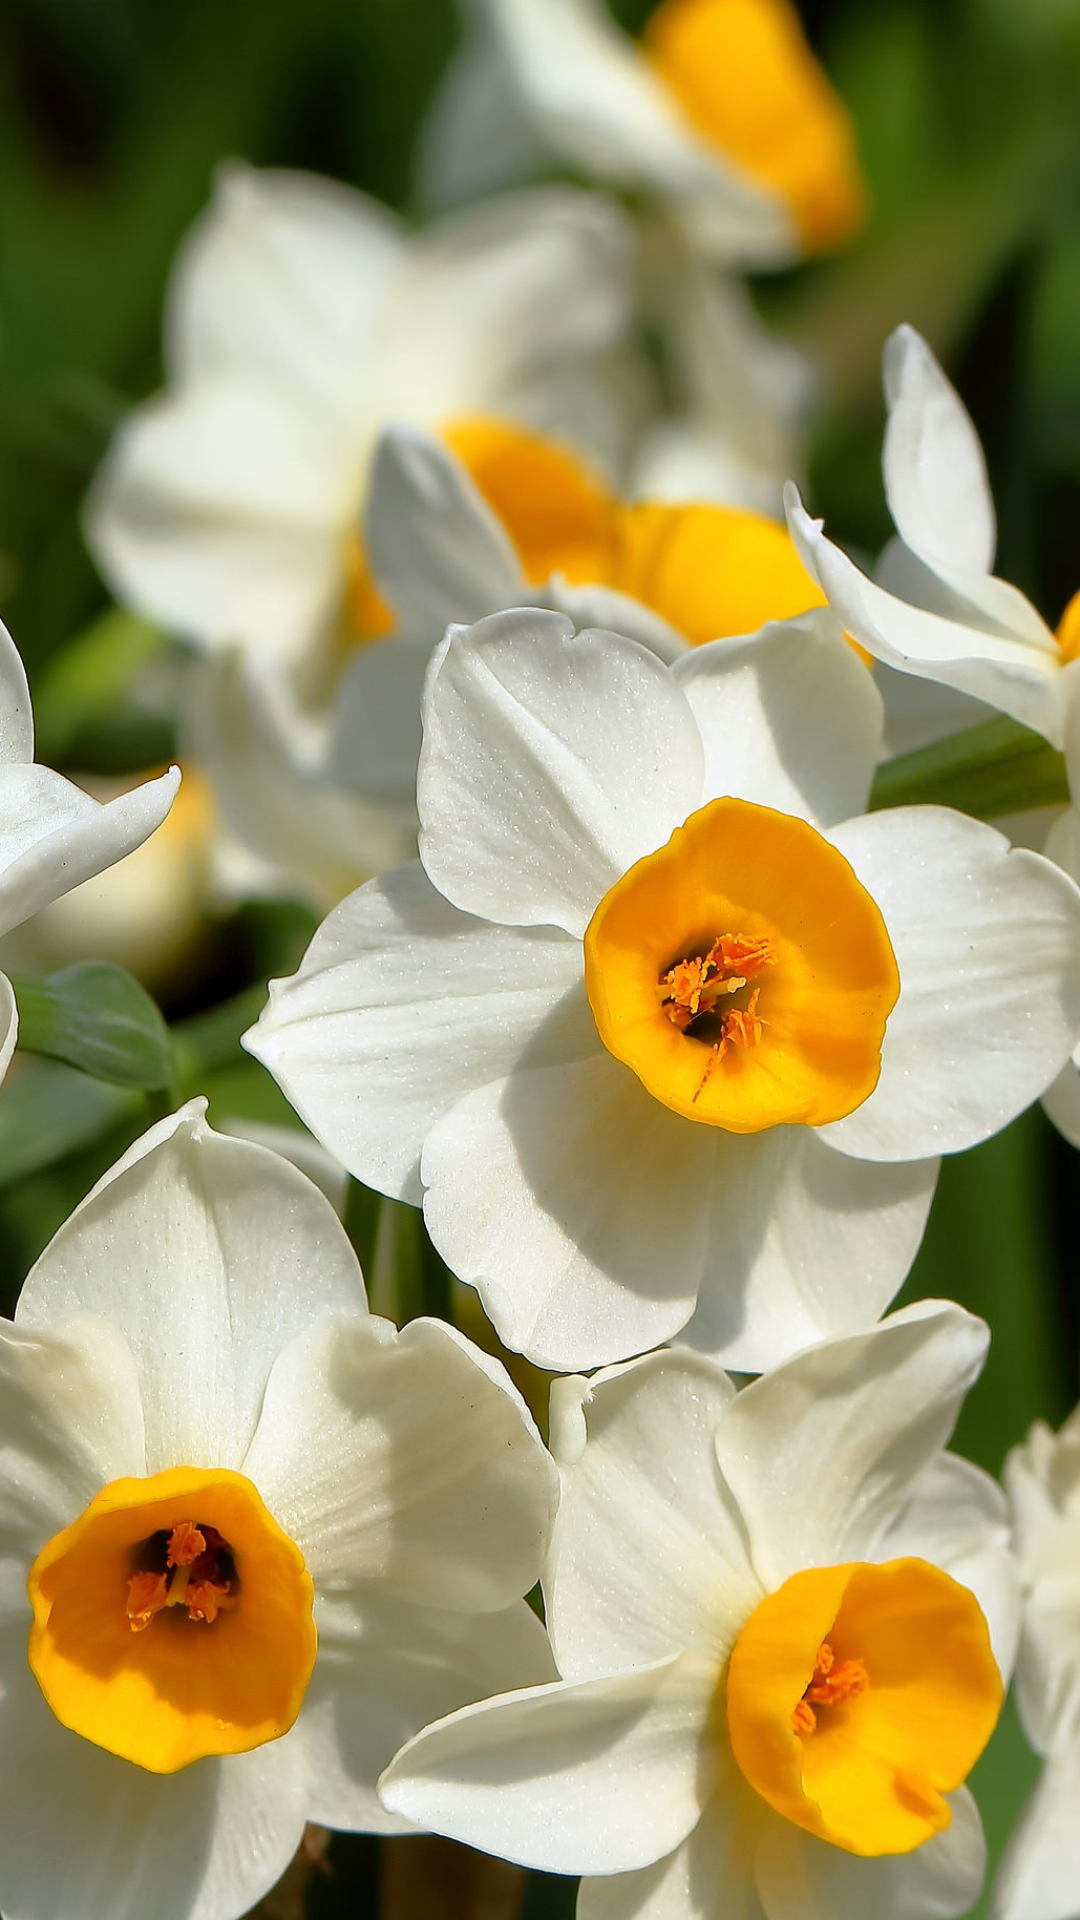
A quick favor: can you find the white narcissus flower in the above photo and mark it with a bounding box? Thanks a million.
[994,1403,1080,1920]
[0,1101,557,1920]
[246,609,1080,1373]
[788,324,1080,750]
[85,163,639,683]
[420,0,866,265]
[380,1305,1019,1920]
[0,621,179,1080]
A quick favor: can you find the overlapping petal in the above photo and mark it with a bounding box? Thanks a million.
[714,1302,989,1587]
[379,1653,719,1874]
[422,1059,937,1372]
[545,1349,760,1679]
[821,808,1080,1160]
[417,611,704,934]
[671,611,882,827]
[243,1314,556,1610]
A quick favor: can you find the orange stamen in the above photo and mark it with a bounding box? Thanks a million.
[167,1521,206,1568]
[692,989,765,1102]
[126,1570,169,1634]
[793,1640,869,1734]
[658,933,773,1031]
[184,1579,233,1625]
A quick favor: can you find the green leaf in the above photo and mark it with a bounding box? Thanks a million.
[869,715,1069,818]
[0,1056,143,1189]
[11,962,174,1090]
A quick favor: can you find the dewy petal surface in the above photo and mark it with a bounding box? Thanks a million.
[16,1103,365,1473]
[379,1653,719,1875]
[545,1349,761,1681]
[242,1314,556,1611]
[0,763,180,938]
[245,863,587,1204]
[417,611,705,935]
[821,808,1080,1160]
[714,1303,988,1589]
[671,611,882,829]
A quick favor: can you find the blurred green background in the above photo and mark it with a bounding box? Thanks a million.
[2,0,1080,1911]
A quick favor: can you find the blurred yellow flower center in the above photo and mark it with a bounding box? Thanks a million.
[27,1466,316,1774]
[584,797,899,1131]
[643,0,867,252]
[726,1558,1002,1856]
[443,415,827,644]
[1056,585,1080,665]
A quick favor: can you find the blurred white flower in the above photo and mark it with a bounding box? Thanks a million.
[189,392,827,908]
[0,1101,557,1920]
[788,325,1080,750]
[246,610,1080,1373]
[995,1400,1080,1920]
[381,1305,1017,1920]
[420,0,866,265]
[85,164,641,686]
[0,623,179,1078]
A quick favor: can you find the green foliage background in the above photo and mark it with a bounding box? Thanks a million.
[2,0,1080,1910]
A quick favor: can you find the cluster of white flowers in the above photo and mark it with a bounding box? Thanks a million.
[5,3,1080,1918]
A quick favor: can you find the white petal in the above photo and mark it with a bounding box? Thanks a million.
[425,1054,937,1373]
[245,863,585,1204]
[0,763,179,938]
[676,1131,938,1372]
[0,1639,309,1920]
[542,579,688,661]
[714,1301,989,1588]
[545,1349,760,1682]
[1042,1059,1080,1150]
[301,1590,556,1834]
[0,971,17,1088]
[879,1451,1020,1678]
[416,14,552,208]
[757,1787,985,1920]
[0,1315,146,1572]
[671,611,883,828]
[331,637,430,802]
[370,185,637,429]
[480,0,793,265]
[418,611,704,935]
[243,1313,556,1610]
[0,621,32,763]
[85,379,357,666]
[579,1769,765,1920]
[365,425,523,638]
[194,655,413,905]
[787,489,1063,746]
[378,1653,719,1874]
[167,162,404,398]
[881,325,996,577]
[421,1052,707,1370]
[993,1741,1080,1920]
[16,1101,366,1473]
[876,652,997,757]
[822,808,1080,1160]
